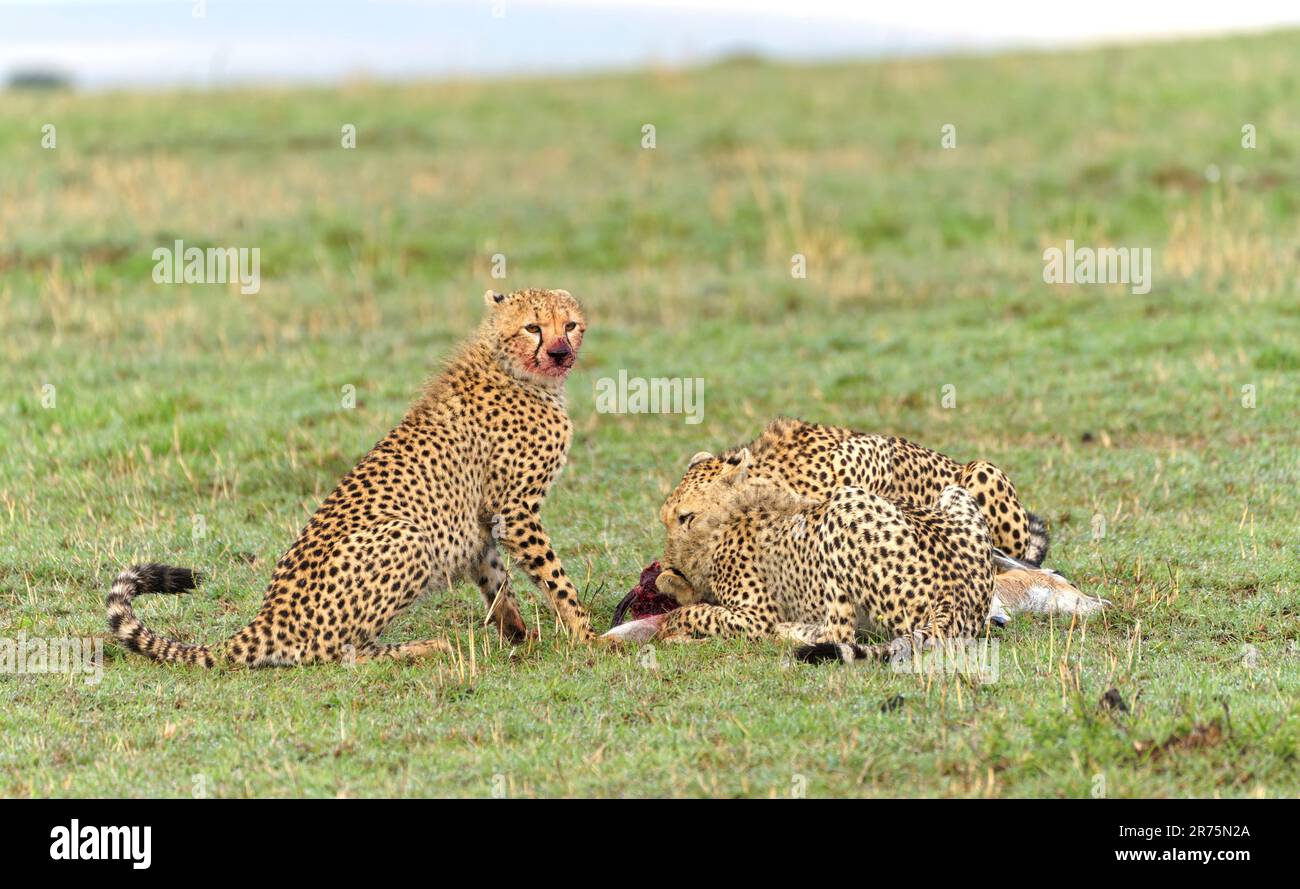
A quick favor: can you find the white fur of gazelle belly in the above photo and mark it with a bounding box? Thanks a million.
[992,569,1110,617]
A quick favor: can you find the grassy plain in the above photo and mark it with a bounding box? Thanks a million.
[1,32,1297,796]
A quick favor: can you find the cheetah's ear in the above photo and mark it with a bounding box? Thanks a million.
[720,447,751,485]
[687,451,714,468]
[484,289,507,306]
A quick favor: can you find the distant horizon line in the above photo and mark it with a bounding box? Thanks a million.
[6,25,1294,94]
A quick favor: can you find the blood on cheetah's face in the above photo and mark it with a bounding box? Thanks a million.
[655,448,751,605]
[484,288,586,381]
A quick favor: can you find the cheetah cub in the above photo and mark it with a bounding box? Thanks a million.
[107,287,596,667]
[653,449,995,663]
[662,420,1109,622]
[665,417,1049,565]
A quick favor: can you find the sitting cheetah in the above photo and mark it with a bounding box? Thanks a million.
[651,449,994,662]
[663,417,1048,565]
[107,287,596,667]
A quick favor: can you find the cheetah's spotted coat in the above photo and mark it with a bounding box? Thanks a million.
[662,417,1048,565]
[107,288,596,666]
[654,450,995,662]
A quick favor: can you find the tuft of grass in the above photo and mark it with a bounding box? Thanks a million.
[1,32,1298,797]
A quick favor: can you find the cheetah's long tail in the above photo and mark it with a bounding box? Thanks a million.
[1023,512,1050,566]
[795,634,982,667]
[105,564,217,667]
[794,641,894,665]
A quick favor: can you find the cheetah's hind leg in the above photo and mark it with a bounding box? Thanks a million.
[322,520,453,664]
[776,622,841,645]
[351,639,454,663]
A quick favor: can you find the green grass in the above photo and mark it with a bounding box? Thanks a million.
[2,31,1299,798]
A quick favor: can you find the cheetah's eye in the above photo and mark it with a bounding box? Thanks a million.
[525,324,542,335]
[677,512,694,525]
[565,321,578,332]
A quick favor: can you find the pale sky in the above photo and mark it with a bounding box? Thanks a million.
[3,0,1298,88]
